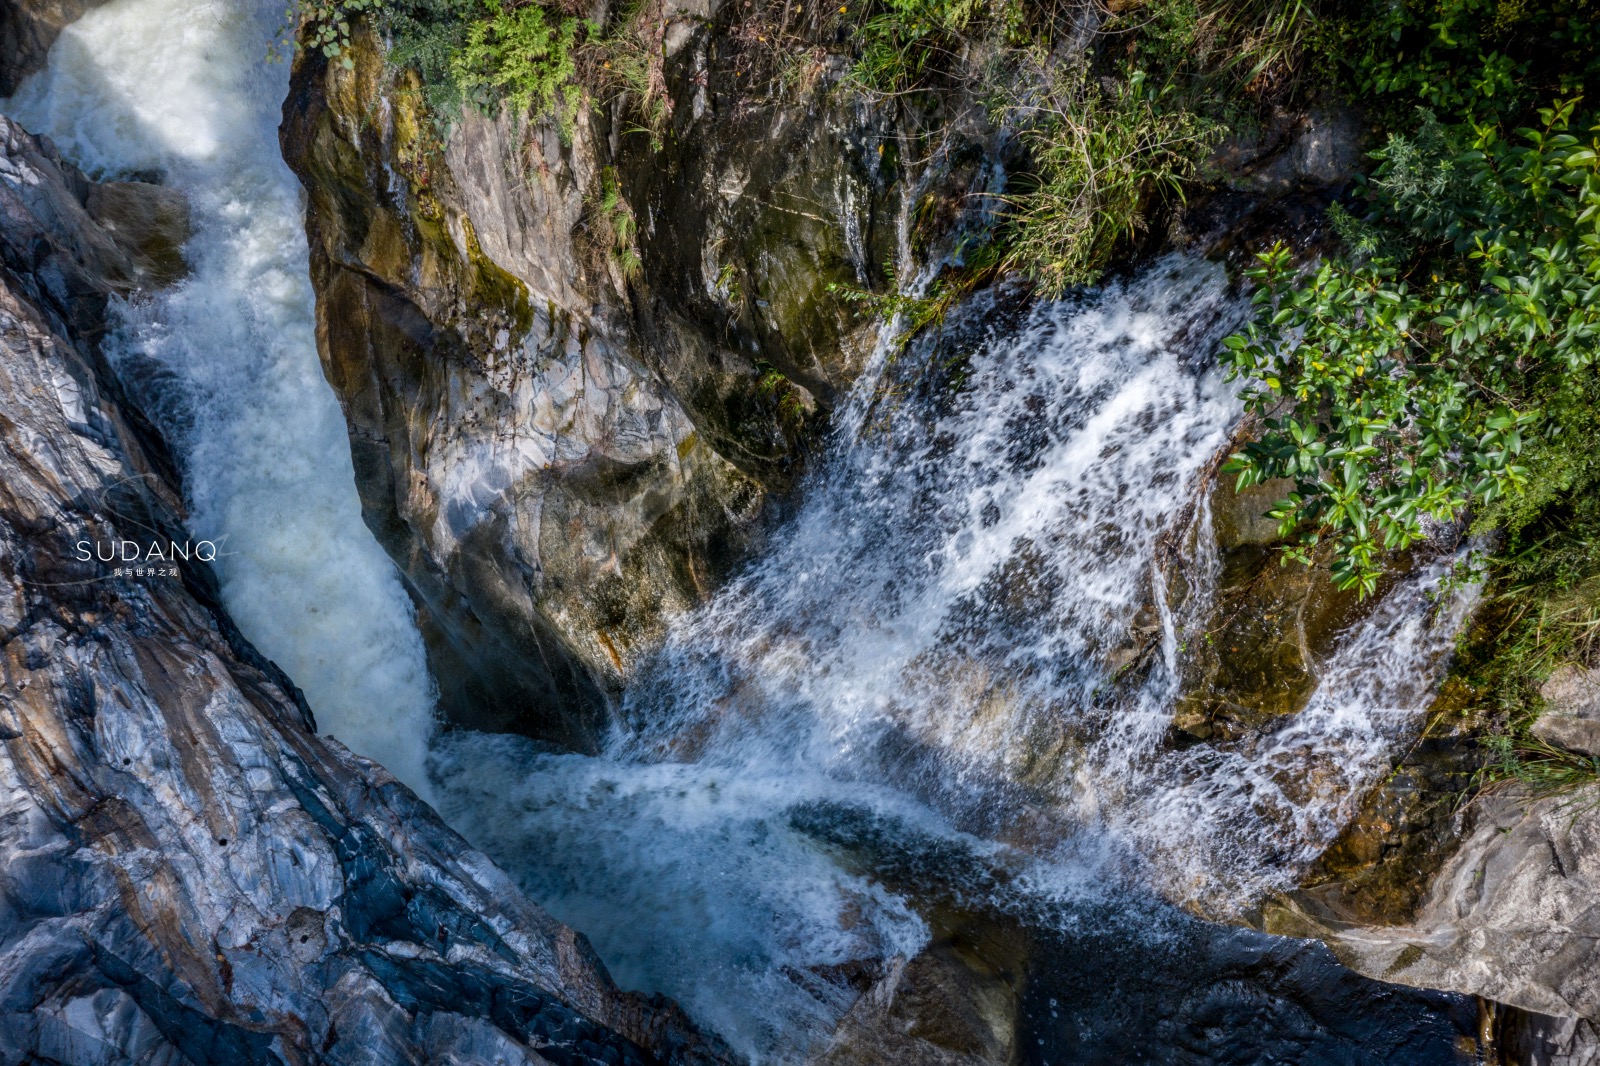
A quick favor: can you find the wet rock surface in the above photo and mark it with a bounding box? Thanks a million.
[813,944,1020,1066]
[1510,1013,1600,1066]
[1269,789,1600,1025]
[0,0,107,95]
[261,7,1593,1057]
[1171,475,1369,743]
[277,17,940,746]
[0,110,725,1066]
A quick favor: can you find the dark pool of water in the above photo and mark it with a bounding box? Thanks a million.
[1018,908,1477,1065]
[795,799,1480,1065]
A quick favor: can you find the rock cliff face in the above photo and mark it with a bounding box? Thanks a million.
[0,0,105,95]
[1316,792,1600,1021]
[0,110,724,1065]
[1268,789,1600,1063]
[277,9,964,745]
[271,8,1600,1058]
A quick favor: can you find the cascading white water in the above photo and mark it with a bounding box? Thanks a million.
[1127,553,1481,899]
[4,0,439,796]
[433,256,1478,1058]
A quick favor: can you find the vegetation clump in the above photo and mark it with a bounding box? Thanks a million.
[296,0,597,131]
[1216,1,1600,597]
[1001,63,1218,294]
[1221,103,1600,595]
[450,0,593,131]
[1188,0,1600,786]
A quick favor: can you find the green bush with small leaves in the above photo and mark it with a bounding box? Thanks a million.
[449,0,594,132]
[1221,98,1600,595]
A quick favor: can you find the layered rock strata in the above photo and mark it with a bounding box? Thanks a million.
[278,12,962,744]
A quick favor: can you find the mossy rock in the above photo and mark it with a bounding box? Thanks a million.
[1171,478,1366,742]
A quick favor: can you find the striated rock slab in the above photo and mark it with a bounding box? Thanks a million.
[0,112,727,1065]
[1269,789,1600,1024]
[281,37,762,746]
[1514,1014,1600,1065]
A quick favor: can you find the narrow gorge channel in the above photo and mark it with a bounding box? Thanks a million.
[0,0,1561,1062]
[6,0,440,796]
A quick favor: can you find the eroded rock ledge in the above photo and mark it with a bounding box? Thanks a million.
[0,111,725,1066]
[277,9,984,745]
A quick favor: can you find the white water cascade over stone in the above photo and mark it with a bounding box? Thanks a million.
[3,8,1483,1057]
[4,0,440,796]
[433,257,1480,1057]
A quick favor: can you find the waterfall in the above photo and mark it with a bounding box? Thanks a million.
[4,7,1479,1058]
[433,256,1478,1057]
[3,0,440,797]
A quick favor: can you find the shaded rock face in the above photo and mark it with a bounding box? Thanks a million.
[0,0,107,95]
[0,112,725,1066]
[0,114,189,322]
[1209,108,1367,196]
[278,16,923,746]
[1511,1014,1600,1066]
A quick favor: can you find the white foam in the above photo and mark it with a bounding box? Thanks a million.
[5,0,439,797]
[432,732,934,1060]
[606,256,1478,911]
[432,257,1478,1058]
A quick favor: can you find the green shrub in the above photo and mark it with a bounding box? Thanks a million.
[597,5,671,148]
[1221,98,1600,595]
[449,0,594,132]
[1482,732,1600,799]
[387,0,477,117]
[351,0,595,132]
[852,0,989,92]
[593,167,641,277]
[1118,0,1318,87]
[757,364,810,428]
[1325,0,1599,122]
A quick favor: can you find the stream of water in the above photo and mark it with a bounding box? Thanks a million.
[6,4,1483,1062]
[5,0,439,798]
[433,262,1480,1059]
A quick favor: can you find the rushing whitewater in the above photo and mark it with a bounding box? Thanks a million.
[4,0,439,794]
[435,257,1479,1057]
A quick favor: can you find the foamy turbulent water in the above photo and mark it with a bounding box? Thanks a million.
[5,0,439,796]
[434,260,1479,1056]
[8,7,1479,1061]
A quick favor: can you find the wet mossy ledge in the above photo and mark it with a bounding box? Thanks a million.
[278,3,988,747]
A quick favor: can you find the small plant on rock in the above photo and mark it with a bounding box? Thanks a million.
[450,0,596,134]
